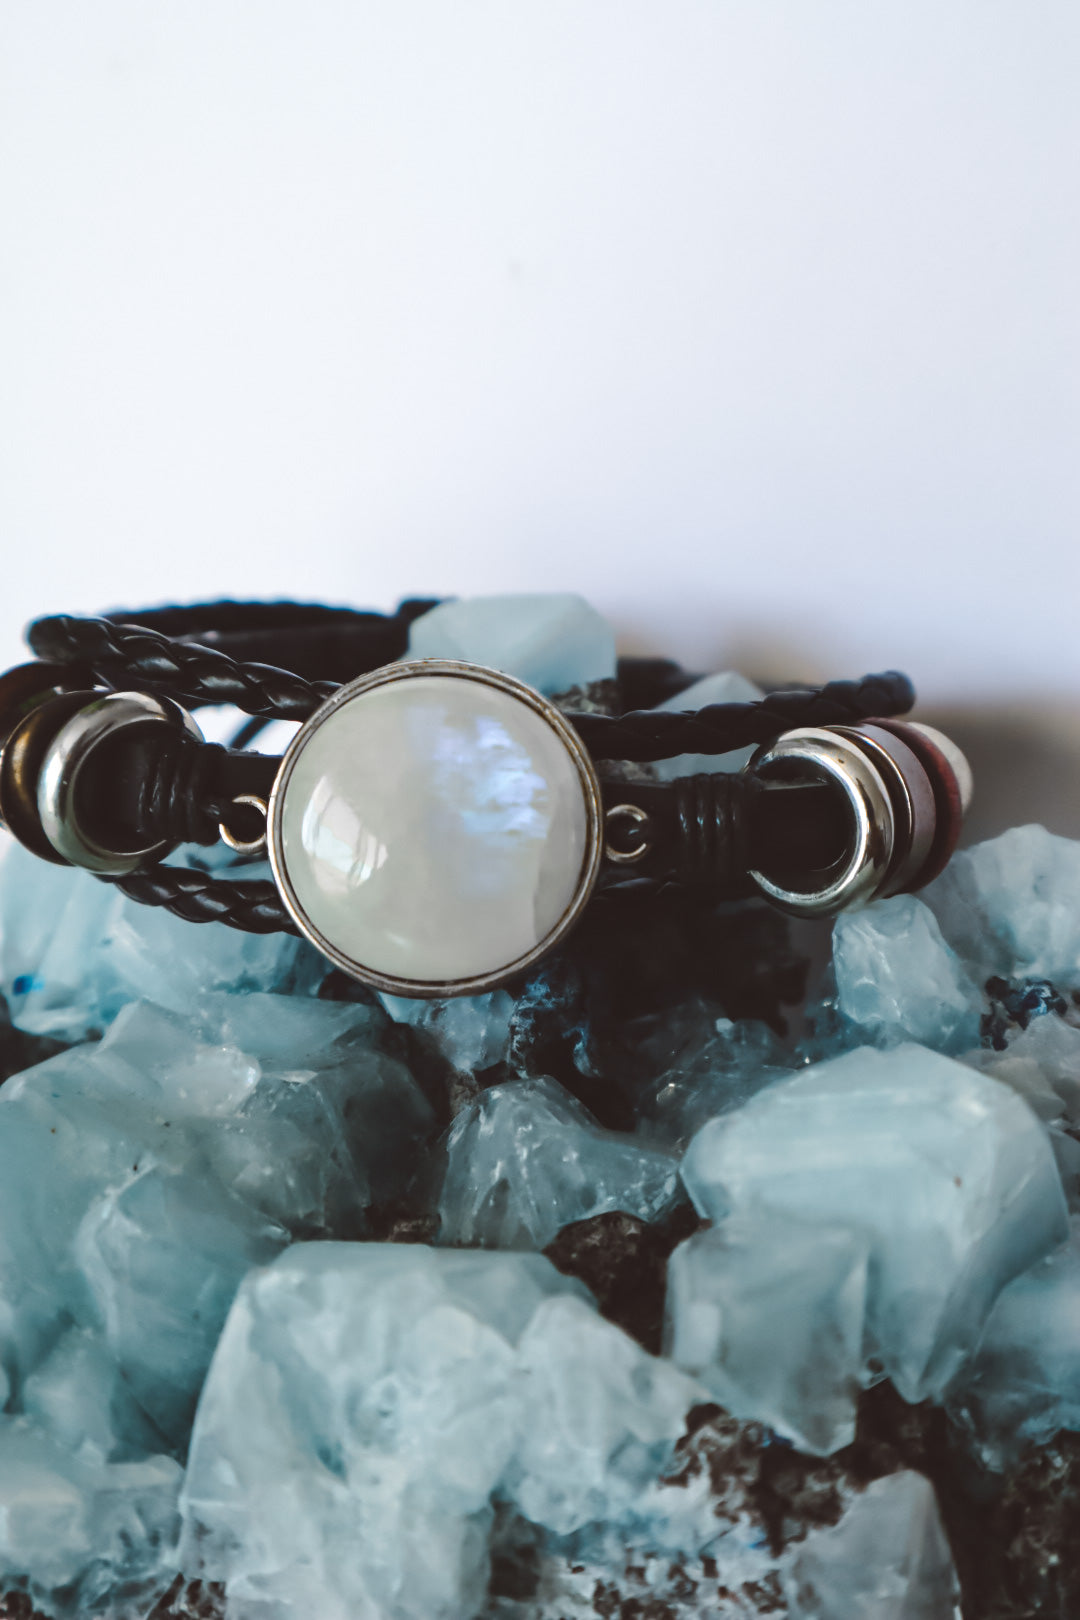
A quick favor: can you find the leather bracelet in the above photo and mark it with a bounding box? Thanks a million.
[0,600,971,998]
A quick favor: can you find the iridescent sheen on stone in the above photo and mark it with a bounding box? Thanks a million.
[274,671,595,987]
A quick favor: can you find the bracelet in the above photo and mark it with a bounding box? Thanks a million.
[0,600,971,998]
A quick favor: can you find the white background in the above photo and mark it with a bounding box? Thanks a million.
[1,1,1078,702]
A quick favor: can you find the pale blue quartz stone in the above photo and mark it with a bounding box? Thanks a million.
[76,1166,289,1451]
[489,1463,956,1619]
[648,668,764,781]
[0,1417,182,1612]
[922,824,1080,988]
[832,894,982,1053]
[20,1325,165,1462]
[948,1219,1080,1464]
[782,1471,959,1619]
[958,1014,1080,1209]
[0,990,436,1610]
[499,1290,701,1538]
[680,1043,1069,1403]
[179,1243,698,1620]
[378,987,516,1072]
[0,841,314,1043]
[437,1075,682,1250]
[664,1215,869,1455]
[0,993,432,1416]
[636,1011,792,1151]
[981,1012,1080,1123]
[407,592,617,695]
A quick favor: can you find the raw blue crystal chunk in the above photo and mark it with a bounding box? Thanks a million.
[680,1044,1068,1402]
[195,991,436,1222]
[832,895,981,1053]
[0,991,436,1611]
[649,669,764,781]
[949,1222,1080,1463]
[437,1075,682,1249]
[665,1216,868,1454]
[407,593,616,695]
[960,1015,1080,1203]
[76,1168,288,1451]
[783,1471,958,1619]
[637,1010,792,1150]
[923,824,1080,988]
[379,987,515,1072]
[0,1416,181,1614]
[501,1291,700,1536]
[0,842,314,1043]
[20,1327,163,1463]
[179,1243,696,1620]
[983,1013,1080,1121]
[0,994,432,1400]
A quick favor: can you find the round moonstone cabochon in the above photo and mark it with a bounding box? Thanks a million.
[269,663,601,992]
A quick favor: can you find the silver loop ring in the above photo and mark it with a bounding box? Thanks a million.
[743,727,895,916]
[604,802,652,865]
[37,692,203,875]
[219,794,268,856]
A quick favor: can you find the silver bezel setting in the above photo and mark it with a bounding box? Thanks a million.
[267,659,605,998]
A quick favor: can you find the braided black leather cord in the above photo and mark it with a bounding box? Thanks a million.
[102,867,299,935]
[27,615,339,721]
[25,600,441,721]
[26,607,914,755]
[572,671,915,761]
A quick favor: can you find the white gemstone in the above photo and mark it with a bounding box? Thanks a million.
[274,669,595,988]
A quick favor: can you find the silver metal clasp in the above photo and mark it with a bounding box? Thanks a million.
[742,719,971,916]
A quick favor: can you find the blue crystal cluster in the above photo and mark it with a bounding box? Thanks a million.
[0,595,1077,1618]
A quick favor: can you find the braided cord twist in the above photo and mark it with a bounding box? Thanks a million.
[27,614,336,721]
[102,867,299,935]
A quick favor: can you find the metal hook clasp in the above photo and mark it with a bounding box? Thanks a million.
[219,794,269,856]
[604,802,653,864]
